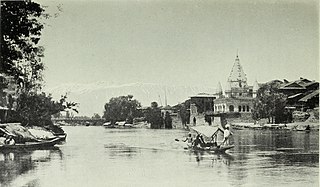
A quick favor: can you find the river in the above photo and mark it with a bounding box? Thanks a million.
[0,126,318,187]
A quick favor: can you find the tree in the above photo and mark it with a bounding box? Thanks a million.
[92,113,101,119]
[1,0,48,91]
[103,95,141,124]
[174,99,190,127]
[164,111,172,129]
[7,92,78,133]
[252,81,287,124]
[144,101,163,129]
[1,1,76,134]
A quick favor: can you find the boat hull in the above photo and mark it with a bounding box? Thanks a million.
[0,137,62,151]
[184,143,234,153]
[192,145,235,153]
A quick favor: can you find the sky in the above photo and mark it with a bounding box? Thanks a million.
[37,0,318,91]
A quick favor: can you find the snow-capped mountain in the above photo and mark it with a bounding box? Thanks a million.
[44,82,216,116]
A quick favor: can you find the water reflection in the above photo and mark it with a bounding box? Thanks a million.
[0,147,62,185]
[269,152,319,165]
[104,143,141,158]
[188,150,234,166]
[233,129,319,153]
[0,126,318,187]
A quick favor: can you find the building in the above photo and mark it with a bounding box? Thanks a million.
[213,54,258,122]
[280,77,319,111]
[189,93,217,125]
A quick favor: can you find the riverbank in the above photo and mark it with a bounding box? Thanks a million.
[230,121,319,130]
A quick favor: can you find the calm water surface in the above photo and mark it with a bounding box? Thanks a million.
[0,126,318,187]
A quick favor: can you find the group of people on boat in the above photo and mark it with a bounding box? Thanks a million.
[183,124,232,148]
[0,134,15,146]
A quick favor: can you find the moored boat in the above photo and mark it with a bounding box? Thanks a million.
[0,137,62,151]
[103,121,135,129]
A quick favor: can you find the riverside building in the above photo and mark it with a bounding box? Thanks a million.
[213,54,258,122]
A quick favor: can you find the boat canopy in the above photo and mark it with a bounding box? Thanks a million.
[190,125,224,138]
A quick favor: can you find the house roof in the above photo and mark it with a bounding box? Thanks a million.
[190,93,217,98]
[299,90,319,102]
[280,78,318,90]
[280,82,306,89]
[288,93,303,99]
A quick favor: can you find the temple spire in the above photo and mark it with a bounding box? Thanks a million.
[216,82,223,96]
[227,52,247,88]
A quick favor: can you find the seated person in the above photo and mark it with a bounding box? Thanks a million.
[5,135,15,145]
[193,134,207,148]
[0,134,6,145]
[193,134,202,147]
[183,133,193,143]
[205,134,218,147]
[199,134,208,147]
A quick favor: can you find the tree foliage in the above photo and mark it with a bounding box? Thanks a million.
[172,99,190,126]
[103,95,141,124]
[8,92,78,126]
[252,81,287,124]
[144,101,163,129]
[164,111,172,129]
[1,0,48,91]
[1,1,77,134]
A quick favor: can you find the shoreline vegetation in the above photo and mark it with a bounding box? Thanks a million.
[0,0,318,143]
[0,1,75,142]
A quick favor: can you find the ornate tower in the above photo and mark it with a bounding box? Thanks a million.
[225,54,249,97]
[216,82,223,98]
[253,80,259,98]
[227,54,248,89]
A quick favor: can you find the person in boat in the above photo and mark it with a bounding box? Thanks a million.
[0,134,6,145]
[5,135,15,145]
[193,133,206,148]
[222,124,231,146]
[183,132,193,143]
[199,134,206,146]
[206,134,218,147]
[305,125,310,131]
[193,133,201,147]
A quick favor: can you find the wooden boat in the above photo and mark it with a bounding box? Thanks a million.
[187,144,235,153]
[178,125,235,153]
[103,121,134,129]
[293,125,311,132]
[0,137,62,151]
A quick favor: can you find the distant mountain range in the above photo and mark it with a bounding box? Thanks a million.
[44,82,216,116]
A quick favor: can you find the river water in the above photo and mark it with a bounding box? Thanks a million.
[0,126,318,187]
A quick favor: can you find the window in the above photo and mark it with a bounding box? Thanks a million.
[238,106,241,112]
[243,106,246,112]
[229,105,234,112]
[247,105,250,112]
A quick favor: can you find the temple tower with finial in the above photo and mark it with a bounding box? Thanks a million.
[225,53,249,97]
[216,82,223,98]
[214,51,255,122]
